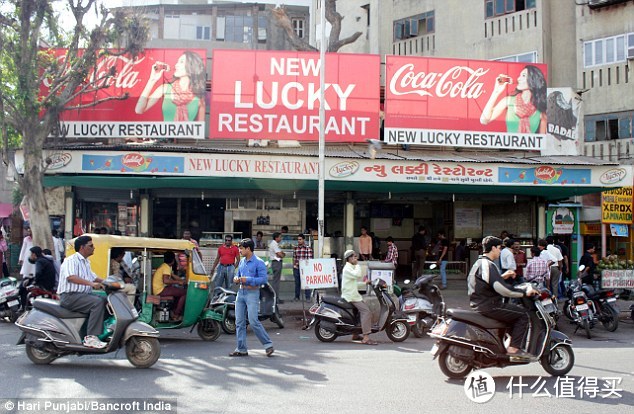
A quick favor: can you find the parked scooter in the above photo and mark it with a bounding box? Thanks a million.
[310,278,411,343]
[581,284,619,332]
[428,283,574,379]
[16,280,160,368]
[209,287,237,334]
[401,264,445,338]
[0,276,20,323]
[220,283,284,335]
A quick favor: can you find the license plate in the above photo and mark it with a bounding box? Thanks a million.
[607,298,616,303]
[430,343,439,356]
[541,298,553,306]
[576,303,588,311]
[7,300,19,308]
[407,314,417,322]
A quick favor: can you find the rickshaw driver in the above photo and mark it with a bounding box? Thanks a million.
[152,251,186,322]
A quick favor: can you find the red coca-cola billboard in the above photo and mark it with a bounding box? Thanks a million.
[384,56,548,151]
[41,49,207,139]
[209,50,380,142]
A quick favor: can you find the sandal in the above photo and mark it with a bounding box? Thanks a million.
[351,335,363,341]
[361,339,378,345]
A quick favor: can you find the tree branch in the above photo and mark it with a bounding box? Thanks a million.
[271,7,316,52]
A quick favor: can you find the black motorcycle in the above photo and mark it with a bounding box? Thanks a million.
[563,279,596,338]
[220,283,284,334]
[429,283,574,379]
[310,278,410,343]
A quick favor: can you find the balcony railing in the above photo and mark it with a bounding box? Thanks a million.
[583,138,634,162]
[484,9,539,38]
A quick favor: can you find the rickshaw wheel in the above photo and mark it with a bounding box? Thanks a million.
[198,319,221,341]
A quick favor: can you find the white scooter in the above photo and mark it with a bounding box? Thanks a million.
[400,264,445,337]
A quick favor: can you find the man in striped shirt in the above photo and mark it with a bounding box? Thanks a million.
[384,236,399,267]
[292,234,313,301]
[57,235,107,349]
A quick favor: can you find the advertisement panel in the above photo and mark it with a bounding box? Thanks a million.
[543,88,581,156]
[601,187,633,224]
[209,50,380,142]
[41,49,207,139]
[384,56,548,151]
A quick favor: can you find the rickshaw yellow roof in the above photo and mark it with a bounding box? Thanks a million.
[66,234,197,257]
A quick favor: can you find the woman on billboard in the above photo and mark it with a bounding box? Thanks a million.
[135,51,206,122]
[479,65,547,134]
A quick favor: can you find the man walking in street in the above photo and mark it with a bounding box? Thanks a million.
[293,234,313,301]
[230,238,274,357]
[268,232,285,303]
[544,237,563,298]
[210,235,240,292]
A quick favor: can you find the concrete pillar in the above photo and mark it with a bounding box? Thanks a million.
[140,193,149,237]
[537,203,546,239]
[344,193,355,251]
[64,189,74,241]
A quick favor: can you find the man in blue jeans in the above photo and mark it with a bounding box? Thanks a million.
[434,231,449,289]
[229,238,274,357]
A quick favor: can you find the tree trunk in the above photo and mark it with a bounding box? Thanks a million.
[22,131,53,252]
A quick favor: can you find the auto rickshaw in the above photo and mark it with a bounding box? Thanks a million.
[66,234,223,341]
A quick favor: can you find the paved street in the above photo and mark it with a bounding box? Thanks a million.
[0,290,633,414]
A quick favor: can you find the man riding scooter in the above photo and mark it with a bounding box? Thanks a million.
[468,236,539,358]
[57,235,107,349]
[341,250,377,345]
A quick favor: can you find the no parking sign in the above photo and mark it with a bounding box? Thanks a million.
[299,258,338,290]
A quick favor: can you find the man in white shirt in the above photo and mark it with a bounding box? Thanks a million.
[268,232,285,303]
[544,236,564,298]
[499,237,517,278]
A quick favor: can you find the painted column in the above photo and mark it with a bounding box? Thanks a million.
[64,189,73,242]
[139,193,149,237]
[344,192,355,252]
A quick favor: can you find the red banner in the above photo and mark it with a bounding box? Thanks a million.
[384,56,548,150]
[41,49,207,139]
[209,50,380,142]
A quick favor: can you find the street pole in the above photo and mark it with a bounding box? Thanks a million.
[317,0,326,259]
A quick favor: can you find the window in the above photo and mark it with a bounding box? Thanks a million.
[223,15,254,43]
[585,112,634,142]
[495,51,537,63]
[258,15,267,42]
[393,11,434,41]
[485,0,536,18]
[584,33,633,68]
[196,26,210,40]
[292,18,305,38]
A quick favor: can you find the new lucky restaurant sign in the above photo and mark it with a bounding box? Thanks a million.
[384,56,548,151]
[41,48,207,139]
[209,50,380,142]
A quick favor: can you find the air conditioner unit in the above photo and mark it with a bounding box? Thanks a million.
[588,0,628,9]
[628,48,634,59]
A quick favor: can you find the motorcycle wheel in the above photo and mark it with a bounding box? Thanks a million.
[540,344,574,376]
[25,343,57,365]
[8,309,19,323]
[197,319,222,341]
[271,311,285,329]
[600,306,619,332]
[386,320,410,342]
[126,337,160,368]
[438,350,472,379]
[411,314,425,338]
[221,317,236,335]
[562,301,573,321]
[314,321,337,342]
[582,319,592,339]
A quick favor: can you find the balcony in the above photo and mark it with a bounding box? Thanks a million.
[583,138,634,162]
[484,9,539,38]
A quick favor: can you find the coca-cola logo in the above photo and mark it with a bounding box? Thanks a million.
[42,54,145,90]
[389,64,489,99]
[600,168,626,184]
[122,153,146,169]
[535,166,556,181]
[329,161,359,178]
[46,152,72,170]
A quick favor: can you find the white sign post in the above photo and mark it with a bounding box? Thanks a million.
[300,258,338,290]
